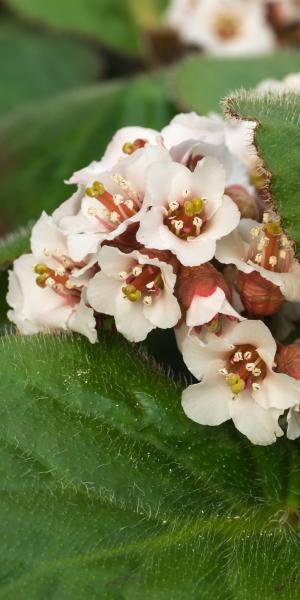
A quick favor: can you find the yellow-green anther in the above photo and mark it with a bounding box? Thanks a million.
[265,221,282,236]
[183,200,194,216]
[122,284,142,302]
[34,264,48,275]
[206,318,221,334]
[192,197,205,214]
[122,142,134,155]
[227,373,245,395]
[92,181,105,195]
[85,187,95,197]
[36,274,49,288]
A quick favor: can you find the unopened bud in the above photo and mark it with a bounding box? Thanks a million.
[176,263,231,311]
[276,343,300,380]
[236,271,284,316]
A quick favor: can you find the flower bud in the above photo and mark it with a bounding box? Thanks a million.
[276,342,300,380]
[236,271,284,316]
[176,263,231,311]
[225,185,259,220]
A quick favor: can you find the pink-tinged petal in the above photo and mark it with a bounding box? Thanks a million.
[193,157,226,217]
[116,146,172,194]
[68,296,97,343]
[186,287,241,327]
[215,218,259,271]
[182,333,226,380]
[53,187,84,223]
[144,161,194,209]
[182,367,231,426]
[102,126,159,169]
[7,254,73,334]
[162,112,225,148]
[97,246,133,276]
[255,372,300,411]
[228,320,276,366]
[204,195,240,240]
[169,234,216,267]
[229,393,283,445]
[287,407,300,440]
[31,212,68,258]
[67,233,102,263]
[87,272,120,315]
[143,289,181,329]
[115,294,154,342]
[175,324,189,354]
[137,206,168,250]
[67,161,104,186]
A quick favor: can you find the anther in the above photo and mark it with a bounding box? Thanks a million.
[269,256,277,268]
[143,296,152,306]
[118,271,128,280]
[132,266,143,277]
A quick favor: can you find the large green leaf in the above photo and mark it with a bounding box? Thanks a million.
[172,53,300,114]
[0,74,175,232]
[5,0,169,56]
[226,91,300,258]
[0,332,300,598]
[0,17,100,118]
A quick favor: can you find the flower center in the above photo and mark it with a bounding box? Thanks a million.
[33,262,81,298]
[85,179,141,231]
[121,263,164,305]
[220,344,267,395]
[214,11,241,41]
[122,138,148,155]
[247,212,294,273]
[164,191,207,240]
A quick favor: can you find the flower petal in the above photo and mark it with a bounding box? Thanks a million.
[87,272,120,315]
[229,393,283,445]
[143,289,181,329]
[182,367,231,426]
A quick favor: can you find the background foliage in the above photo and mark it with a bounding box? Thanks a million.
[0,1,300,597]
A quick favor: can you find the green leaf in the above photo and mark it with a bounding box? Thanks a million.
[226,91,300,258]
[0,224,31,270]
[0,74,175,231]
[0,332,300,598]
[5,0,168,56]
[172,53,300,114]
[0,17,100,118]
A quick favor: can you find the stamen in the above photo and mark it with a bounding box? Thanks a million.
[132,266,143,277]
[143,296,152,306]
[118,271,128,280]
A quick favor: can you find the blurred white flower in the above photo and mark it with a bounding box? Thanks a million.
[256,71,300,94]
[87,245,181,342]
[165,0,276,55]
[181,319,299,444]
[137,156,240,266]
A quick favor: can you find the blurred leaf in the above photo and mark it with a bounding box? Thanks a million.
[172,52,300,114]
[226,91,300,258]
[5,0,168,56]
[0,224,31,270]
[0,332,300,598]
[0,17,100,118]
[0,74,175,231]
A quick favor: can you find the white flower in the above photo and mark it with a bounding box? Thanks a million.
[166,0,276,56]
[216,215,300,302]
[87,245,181,342]
[7,254,97,343]
[256,72,300,95]
[181,319,300,445]
[68,126,161,184]
[137,156,240,267]
[54,145,172,261]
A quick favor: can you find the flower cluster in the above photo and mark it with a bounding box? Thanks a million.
[165,0,299,56]
[7,109,300,445]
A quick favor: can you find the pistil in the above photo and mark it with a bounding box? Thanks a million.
[121,263,163,304]
[164,194,207,240]
[219,344,267,396]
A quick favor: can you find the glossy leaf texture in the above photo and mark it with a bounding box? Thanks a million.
[226,91,300,258]
[172,53,300,114]
[0,17,100,118]
[5,0,169,56]
[0,333,300,599]
[0,74,175,232]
